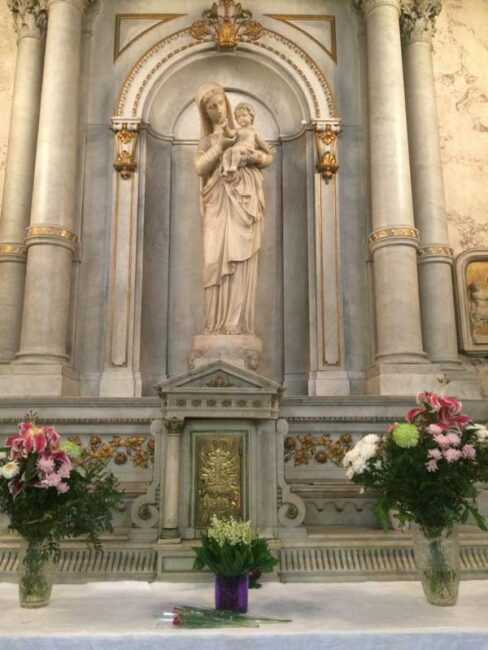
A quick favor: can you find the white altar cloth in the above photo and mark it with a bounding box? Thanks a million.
[1,580,488,649]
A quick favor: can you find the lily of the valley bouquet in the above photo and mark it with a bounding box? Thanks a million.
[342,392,488,535]
[193,515,278,577]
[0,414,122,606]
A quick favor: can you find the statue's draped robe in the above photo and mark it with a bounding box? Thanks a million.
[196,133,265,334]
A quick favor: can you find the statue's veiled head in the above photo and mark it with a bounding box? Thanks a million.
[195,82,235,137]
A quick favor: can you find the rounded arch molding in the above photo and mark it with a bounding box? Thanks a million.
[115,27,337,121]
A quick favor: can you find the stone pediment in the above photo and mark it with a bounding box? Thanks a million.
[155,361,284,420]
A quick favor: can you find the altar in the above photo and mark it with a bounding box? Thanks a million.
[2,580,488,649]
[0,0,487,582]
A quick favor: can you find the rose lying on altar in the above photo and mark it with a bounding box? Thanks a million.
[342,391,488,534]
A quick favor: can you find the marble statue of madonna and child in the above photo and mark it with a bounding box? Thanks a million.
[192,82,274,369]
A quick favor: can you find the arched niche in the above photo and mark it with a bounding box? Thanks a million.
[139,52,312,393]
[102,28,342,398]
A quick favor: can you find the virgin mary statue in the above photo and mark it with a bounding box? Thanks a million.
[194,83,274,336]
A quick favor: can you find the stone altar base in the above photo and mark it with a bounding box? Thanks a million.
[190,334,262,370]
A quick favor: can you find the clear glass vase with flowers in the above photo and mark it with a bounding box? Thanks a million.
[342,392,488,606]
[0,413,122,607]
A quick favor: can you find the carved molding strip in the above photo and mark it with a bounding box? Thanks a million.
[369,226,420,252]
[25,225,78,252]
[417,245,454,264]
[116,27,335,120]
[0,243,27,262]
[264,14,336,63]
[113,13,186,61]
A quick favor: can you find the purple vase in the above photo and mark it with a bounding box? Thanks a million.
[214,574,249,613]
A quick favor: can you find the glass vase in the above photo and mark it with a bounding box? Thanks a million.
[412,525,460,606]
[18,538,57,608]
[214,574,249,613]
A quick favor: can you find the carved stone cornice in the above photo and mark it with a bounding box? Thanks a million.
[400,0,442,44]
[7,0,47,39]
[354,0,401,17]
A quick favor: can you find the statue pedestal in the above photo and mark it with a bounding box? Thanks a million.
[190,334,262,371]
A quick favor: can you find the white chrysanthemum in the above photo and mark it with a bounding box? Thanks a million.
[1,460,20,479]
[343,434,380,477]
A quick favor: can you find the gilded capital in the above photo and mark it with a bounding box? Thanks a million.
[400,0,442,44]
[7,0,47,39]
[355,0,401,16]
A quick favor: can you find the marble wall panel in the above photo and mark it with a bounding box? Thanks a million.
[432,0,488,253]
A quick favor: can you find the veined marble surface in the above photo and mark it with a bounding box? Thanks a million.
[433,0,488,253]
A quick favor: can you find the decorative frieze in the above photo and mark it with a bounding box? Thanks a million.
[7,0,47,39]
[71,435,155,468]
[284,433,353,466]
[400,0,442,44]
[24,224,78,252]
[0,243,27,262]
[369,226,420,252]
[417,245,454,265]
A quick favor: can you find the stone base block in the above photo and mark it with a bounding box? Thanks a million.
[308,370,351,396]
[99,370,142,397]
[190,334,262,371]
[438,364,482,399]
[0,363,79,396]
[366,362,443,396]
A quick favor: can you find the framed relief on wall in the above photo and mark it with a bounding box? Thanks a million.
[455,249,488,355]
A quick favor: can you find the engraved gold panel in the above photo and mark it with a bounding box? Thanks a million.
[466,260,488,344]
[194,434,243,528]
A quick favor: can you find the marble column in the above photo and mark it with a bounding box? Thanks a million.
[357,0,439,394]
[15,0,94,373]
[401,0,460,366]
[161,418,184,540]
[0,0,46,362]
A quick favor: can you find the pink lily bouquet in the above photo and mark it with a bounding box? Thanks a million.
[342,392,488,536]
[0,414,122,559]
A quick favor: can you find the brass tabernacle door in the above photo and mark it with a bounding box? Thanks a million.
[193,432,246,529]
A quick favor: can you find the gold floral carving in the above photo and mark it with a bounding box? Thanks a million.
[113,123,139,179]
[284,433,353,466]
[190,0,263,50]
[25,225,78,243]
[195,436,242,527]
[314,123,341,182]
[70,435,155,468]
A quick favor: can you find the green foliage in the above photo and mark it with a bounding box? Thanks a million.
[352,428,488,536]
[193,523,278,577]
[0,452,122,561]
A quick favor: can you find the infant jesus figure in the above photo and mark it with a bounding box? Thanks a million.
[222,102,273,176]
